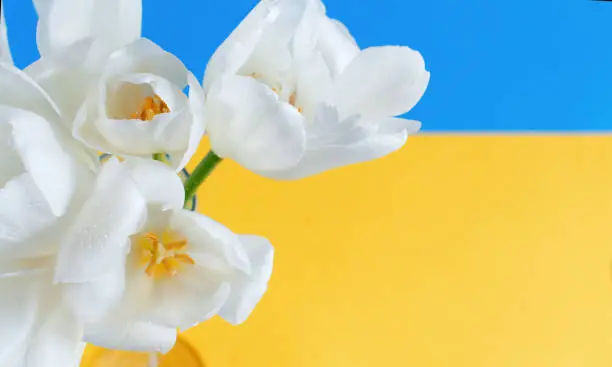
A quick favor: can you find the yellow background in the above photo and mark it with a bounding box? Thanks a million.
[85,136,612,366]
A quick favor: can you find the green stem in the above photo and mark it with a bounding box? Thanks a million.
[153,153,168,163]
[184,150,223,204]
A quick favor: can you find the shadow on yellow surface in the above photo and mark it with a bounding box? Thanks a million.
[84,136,612,367]
[82,337,202,366]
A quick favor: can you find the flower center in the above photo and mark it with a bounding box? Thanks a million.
[135,231,195,278]
[250,73,302,113]
[129,95,170,121]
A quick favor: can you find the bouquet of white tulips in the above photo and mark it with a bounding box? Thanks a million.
[0,0,429,365]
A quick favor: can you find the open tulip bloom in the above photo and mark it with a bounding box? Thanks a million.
[203,0,429,179]
[0,0,429,364]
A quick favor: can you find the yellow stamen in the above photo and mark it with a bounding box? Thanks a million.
[130,94,171,121]
[174,253,196,265]
[164,239,187,251]
[134,231,194,278]
[145,257,157,277]
[141,241,155,253]
[140,233,157,253]
[162,257,179,277]
[143,233,159,242]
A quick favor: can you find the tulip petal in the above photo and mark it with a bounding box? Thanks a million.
[203,0,312,89]
[377,118,422,135]
[0,174,56,258]
[60,259,127,324]
[145,268,231,330]
[0,64,61,123]
[0,107,87,258]
[104,39,187,90]
[35,0,94,59]
[206,75,306,172]
[174,73,206,172]
[25,67,93,128]
[290,0,326,61]
[5,108,79,217]
[0,120,58,257]
[84,320,176,354]
[25,303,84,367]
[35,0,141,62]
[334,46,430,120]
[239,0,310,77]
[78,262,165,351]
[170,210,251,275]
[218,235,274,325]
[0,271,44,365]
[202,0,275,90]
[24,32,106,126]
[294,52,334,122]
[293,5,359,79]
[260,127,410,180]
[0,266,84,367]
[314,18,360,77]
[123,159,185,212]
[55,159,146,284]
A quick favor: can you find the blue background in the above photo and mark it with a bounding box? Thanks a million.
[3,0,612,131]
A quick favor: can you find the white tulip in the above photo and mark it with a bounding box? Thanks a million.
[27,0,205,171]
[0,1,12,65]
[203,0,429,178]
[71,39,206,171]
[55,159,274,353]
[0,258,84,367]
[0,65,90,367]
[0,63,95,259]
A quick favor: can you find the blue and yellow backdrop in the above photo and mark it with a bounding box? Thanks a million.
[6,0,612,366]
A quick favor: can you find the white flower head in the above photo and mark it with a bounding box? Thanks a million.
[0,259,84,367]
[203,0,429,178]
[72,39,206,171]
[55,159,274,353]
[0,64,95,259]
[28,0,205,171]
